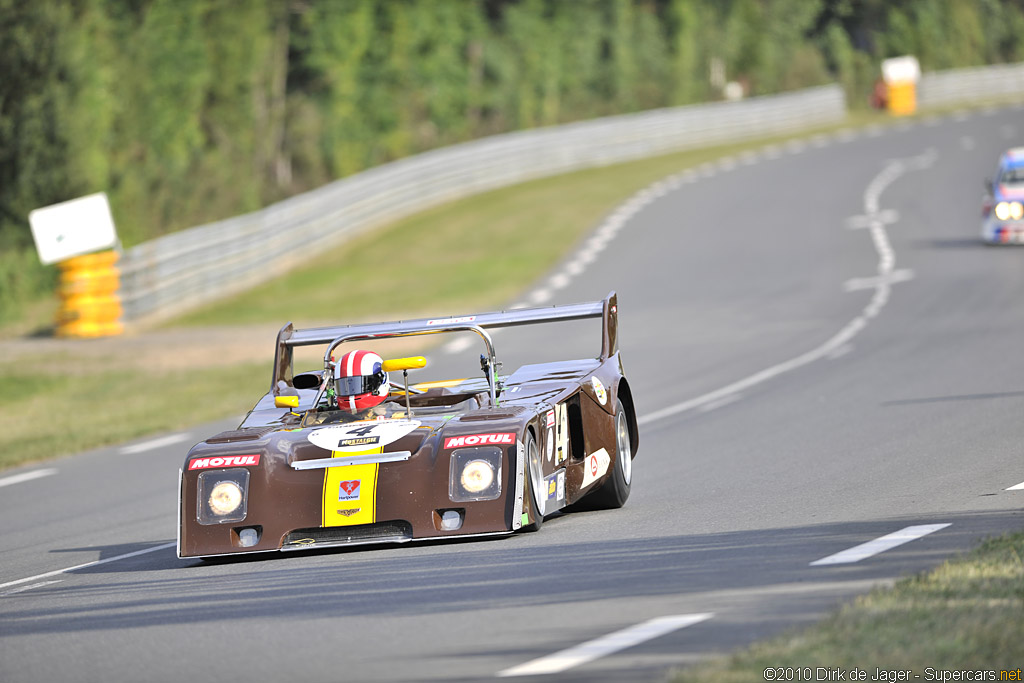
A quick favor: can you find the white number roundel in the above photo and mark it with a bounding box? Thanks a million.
[308,419,421,453]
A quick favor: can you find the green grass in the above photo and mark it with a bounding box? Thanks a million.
[672,533,1024,681]
[0,351,270,469]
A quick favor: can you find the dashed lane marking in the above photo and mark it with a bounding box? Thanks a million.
[497,613,714,677]
[810,524,951,566]
[0,468,58,488]
[120,433,192,455]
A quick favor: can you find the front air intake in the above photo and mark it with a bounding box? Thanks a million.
[282,521,413,550]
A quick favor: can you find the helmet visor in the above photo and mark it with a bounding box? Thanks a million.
[335,371,385,397]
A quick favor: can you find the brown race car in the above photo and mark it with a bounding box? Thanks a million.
[177,292,638,559]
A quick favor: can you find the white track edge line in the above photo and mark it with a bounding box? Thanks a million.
[497,613,713,677]
[637,148,936,427]
[0,468,58,488]
[810,524,951,566]
[0,542,176,590]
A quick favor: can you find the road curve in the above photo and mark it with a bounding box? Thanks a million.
[3,105,1024,683]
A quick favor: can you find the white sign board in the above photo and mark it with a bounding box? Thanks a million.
[29,192,118,265]
[881,55,921,85]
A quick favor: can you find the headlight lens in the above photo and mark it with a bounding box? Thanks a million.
[449,447,502,502]
[461,459,495,493]
[197,469,249,524]
[995,201,1023,221]
[209,481,243,515]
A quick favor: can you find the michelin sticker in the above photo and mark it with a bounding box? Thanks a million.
[546,428,554,461]
[590,376,607,405]
[308,419,420,453]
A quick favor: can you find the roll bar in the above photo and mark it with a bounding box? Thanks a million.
[271,291,619,396]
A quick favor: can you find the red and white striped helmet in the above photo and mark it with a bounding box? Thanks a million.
[333,350,389,413]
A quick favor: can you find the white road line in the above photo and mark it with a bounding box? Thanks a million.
[1006,481,1024,491]
[120,433,191,455]
[844,269,915,292]
[497,613,713,677]
[810,524,951,566]
[638,148,936,427]
[0,468,58,488]
[0,542,176,591]
[1,580,62,598]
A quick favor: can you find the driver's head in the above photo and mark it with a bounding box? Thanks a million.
[333,350,389,413]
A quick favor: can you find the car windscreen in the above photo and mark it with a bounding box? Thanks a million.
[998,165,1024,186]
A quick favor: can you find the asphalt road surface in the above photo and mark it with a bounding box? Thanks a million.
[3,105,1024,683]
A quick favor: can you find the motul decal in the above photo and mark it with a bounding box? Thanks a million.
[188,454,260,470]
[444,432,515,449]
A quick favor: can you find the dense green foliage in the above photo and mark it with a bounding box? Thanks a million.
[3,0,1024,326]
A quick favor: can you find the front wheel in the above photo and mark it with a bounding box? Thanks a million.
[586,400,632,509]
[522,433,545,532]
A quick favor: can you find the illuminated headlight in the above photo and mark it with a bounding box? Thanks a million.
[995,201,1024,221]
[461,460,495,493]
[197,470,249,525]
[209,481,243,515]
[449,447,502,502]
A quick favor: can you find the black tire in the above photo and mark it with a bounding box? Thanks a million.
[522,433,545,532]
[586,400,632,509]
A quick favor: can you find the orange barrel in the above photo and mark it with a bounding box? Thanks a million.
[887,81,916,116]
[56,250,123,338]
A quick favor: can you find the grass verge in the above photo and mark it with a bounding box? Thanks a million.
[672,532,1024,682]
[0,351,270,470]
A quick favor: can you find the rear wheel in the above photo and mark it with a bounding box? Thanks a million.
[587,400,632,509]
[522,433,545,532]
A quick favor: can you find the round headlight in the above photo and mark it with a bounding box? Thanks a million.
[209,480,243,516]
[461,459,495,493]
[995,202,1012,221]
[1011,202,1024,220]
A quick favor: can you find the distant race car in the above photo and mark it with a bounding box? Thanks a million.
[177,292,638,559]
[982,147,1024,244]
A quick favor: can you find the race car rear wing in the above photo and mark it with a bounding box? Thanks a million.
[271,291,619,392]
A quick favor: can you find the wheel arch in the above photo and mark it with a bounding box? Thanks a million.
[615,377,639,457]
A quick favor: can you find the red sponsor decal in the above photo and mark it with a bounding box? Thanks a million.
[545,410,555,428]
[188,454,260,470]
[590,455,599,476]
[444,432,515,449]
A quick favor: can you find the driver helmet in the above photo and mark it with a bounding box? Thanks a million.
[333,350,389,413]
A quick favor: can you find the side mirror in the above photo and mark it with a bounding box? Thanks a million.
[984,177,993,193]
[274,395,300,409]
[382,357,427,372]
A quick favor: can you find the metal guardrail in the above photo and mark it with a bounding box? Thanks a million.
[119,84,846,324]
[918,62,1024,109]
